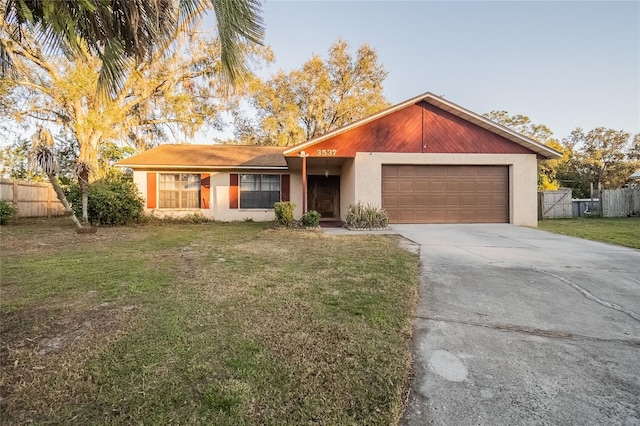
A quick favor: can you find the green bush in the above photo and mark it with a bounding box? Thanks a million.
[0,200,18,225]
[65,179,144,226]
[345,202,389,229]
[184,212,209,223]
[301,210,321,227]
[274,201,296,227]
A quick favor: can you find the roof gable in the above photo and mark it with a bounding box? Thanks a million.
[421,101,533,154]
[284,92,562,159]
[117,145,288,170]
[297,104,424,157]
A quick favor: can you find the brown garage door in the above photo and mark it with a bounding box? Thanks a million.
[382,165,509,223]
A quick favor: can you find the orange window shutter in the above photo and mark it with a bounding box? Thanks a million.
[200,173,210,209]
[281,174,290,202]
[229,174,239,209]
[147,172,157,208]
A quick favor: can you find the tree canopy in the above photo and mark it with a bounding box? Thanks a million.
[1,0,264,95]
[231,39,389,146]
[1,10,268,224]
[564,127,639,192]
[1,18,262,174]
[484,110,561,189]
[484,110,640,196]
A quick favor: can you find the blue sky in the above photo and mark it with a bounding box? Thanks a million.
[253,0,639,140]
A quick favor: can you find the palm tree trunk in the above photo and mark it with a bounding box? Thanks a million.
[46,172,81,228]
[78,167,90,226]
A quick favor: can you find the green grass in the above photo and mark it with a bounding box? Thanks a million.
[538,217,640,249]
[0,219,419,425]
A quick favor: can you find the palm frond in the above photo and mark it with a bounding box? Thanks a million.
[212,0,264,86]
[28,128,59,175]
[3,0,264,94]
[96,37,132,98]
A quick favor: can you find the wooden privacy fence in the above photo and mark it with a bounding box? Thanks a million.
[602,188,640,217]
[0,178,66,218]
[538,188,573,219]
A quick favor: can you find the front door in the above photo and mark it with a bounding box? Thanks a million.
[308,175,340,219]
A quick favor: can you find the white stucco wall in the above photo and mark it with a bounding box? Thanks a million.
[340,159,356,219]
[132,170,302,222]
[349,152,539,227]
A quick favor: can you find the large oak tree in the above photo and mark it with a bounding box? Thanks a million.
[565,127,640,192]
[232,39,389,146]
[1,14,265,225]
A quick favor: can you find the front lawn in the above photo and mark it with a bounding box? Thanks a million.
[538,217,640,249]
[0,219,419,425]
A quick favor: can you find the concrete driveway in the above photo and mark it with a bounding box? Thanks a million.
[393,224,640,426]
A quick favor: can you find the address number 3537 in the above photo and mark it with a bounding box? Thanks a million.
[317,149,337,156]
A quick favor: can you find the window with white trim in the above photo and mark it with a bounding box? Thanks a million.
[159,173,201,208]
[240,174,280,208]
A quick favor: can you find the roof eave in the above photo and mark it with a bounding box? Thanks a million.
[115,164,289,170]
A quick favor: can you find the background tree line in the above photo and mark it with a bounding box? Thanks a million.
[485,111,640,197]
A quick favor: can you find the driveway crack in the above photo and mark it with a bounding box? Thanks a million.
[534,268,640,323]
[418,316,640,346]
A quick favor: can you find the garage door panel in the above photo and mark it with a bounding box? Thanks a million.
[397,182,414,192]
[429,183,446,192]
[412,210,431,221]
[382,194,398,207]
[476,181,496,192]
[416,166,443,177]
[414,196,430,207]
[460,210,480,221]
[397,195,414,207]
[382,181,398,193]
[447,195,462,206]
[478,167,505,178]
[473,196,491,207]
[460,167,477,177]
[460,195,478,207]
[382,166,398,178]
[426,209,447,222]
[397,168,415,178]
[446,210,462,222]
[382,165,509,223]
[446,181,461,192]
[476,210,502,222]
[397,210,416,221]
[413,183,430,193]
[461,181,476,191]
[429,195,447,209]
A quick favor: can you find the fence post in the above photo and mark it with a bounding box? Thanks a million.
[47,185,52,218]
[537,192,543,220]
[12,180,18,205]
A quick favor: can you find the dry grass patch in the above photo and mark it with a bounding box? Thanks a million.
[1,220,419,425]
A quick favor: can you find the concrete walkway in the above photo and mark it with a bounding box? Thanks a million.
[392,224,640,426]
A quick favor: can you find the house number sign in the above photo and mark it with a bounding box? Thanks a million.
[317,149,337,156]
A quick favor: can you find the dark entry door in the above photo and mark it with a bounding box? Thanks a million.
[308,175,340,219]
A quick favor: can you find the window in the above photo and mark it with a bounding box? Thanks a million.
[159,174,200,208]
[240,174,280,208]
